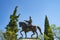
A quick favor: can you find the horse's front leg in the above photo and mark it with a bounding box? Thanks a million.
[20,30,23,38]
[25,32,27,38]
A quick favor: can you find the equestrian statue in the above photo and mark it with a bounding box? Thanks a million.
[19,16,43,38]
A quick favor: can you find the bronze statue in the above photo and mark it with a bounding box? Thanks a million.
[19,17,43,38]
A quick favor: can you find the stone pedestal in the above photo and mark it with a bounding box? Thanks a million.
[18,38,40,40]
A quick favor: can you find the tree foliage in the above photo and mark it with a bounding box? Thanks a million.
[4,6,20,40]
[51,24,60,40]
[44,16,54,40]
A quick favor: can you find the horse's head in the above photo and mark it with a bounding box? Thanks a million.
[19,22,27,27]
[19,22,23,27]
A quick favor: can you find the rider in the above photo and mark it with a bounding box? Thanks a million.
[24,16,32,28]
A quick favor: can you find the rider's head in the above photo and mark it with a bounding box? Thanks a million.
[29,16,31,19]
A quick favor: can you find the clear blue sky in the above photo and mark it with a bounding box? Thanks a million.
[0,0,60,38]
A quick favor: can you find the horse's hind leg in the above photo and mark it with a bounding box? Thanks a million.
[31,32,35,38]
[36,31,38,38]
[20,30,23,38]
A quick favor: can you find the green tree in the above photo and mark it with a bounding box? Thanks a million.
[5,6,20,40]
[51,24,60,40]
[44,16,54,40]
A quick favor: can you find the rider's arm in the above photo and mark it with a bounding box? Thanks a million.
[24,20,29,22]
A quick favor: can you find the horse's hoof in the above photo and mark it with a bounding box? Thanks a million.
[25,37,26,38]
[37,37,38,38]
[19,37,22,39]
[31,37,33,38]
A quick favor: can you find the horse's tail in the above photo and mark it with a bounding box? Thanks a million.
[37,26,43,35]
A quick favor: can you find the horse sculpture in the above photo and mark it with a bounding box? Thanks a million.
[19,22,43,38]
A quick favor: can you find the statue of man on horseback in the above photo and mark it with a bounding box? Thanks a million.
[19,16,43,38]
